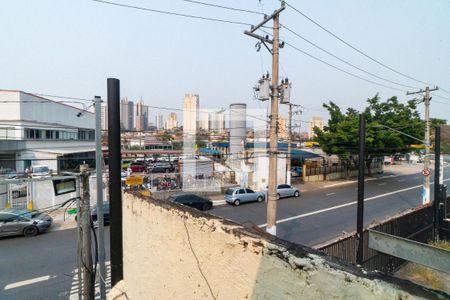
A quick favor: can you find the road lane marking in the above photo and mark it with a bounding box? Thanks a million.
[398,179,406,182]
[323,175,398,188]
[258,178,450,228]
[378,183,387,186]
[4,275,55,290]
[326,193,336,196]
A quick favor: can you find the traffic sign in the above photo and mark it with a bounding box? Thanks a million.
[422,169,430,177]
[126,176,144,185]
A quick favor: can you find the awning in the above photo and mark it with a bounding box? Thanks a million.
[31,147,96,155]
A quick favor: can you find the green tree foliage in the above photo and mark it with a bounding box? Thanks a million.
[315,95,425,173]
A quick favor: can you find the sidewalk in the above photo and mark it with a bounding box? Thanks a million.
[296,163,424,192]
[47,207,77,231]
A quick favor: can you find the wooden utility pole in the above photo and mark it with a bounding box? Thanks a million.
[80,164,94,299]
[286,104,292,184]
[406,86,438,204]
[245,2,285,235]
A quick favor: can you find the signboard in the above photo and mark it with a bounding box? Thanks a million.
[67,208,77,215]
[421,169,430,177]
[126,176,144,185]
[53,178,76,196]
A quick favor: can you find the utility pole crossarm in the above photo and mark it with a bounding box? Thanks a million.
[244,31,274,44]
[406,87,439,95]
[248,5,285,34]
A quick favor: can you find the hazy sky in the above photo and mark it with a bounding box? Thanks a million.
[1,0,449,130]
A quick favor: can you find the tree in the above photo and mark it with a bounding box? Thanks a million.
[315,95,425,174]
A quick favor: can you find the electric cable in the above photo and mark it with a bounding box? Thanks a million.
[92,0,252,26]
[282,0,450,93]
[182,0,264,15]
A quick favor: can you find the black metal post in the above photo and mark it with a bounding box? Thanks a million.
[107,78,123,285]
[434,126,441,241]
[356,114,365,265]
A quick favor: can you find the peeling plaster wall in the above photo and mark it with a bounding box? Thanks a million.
[109,193,447,300]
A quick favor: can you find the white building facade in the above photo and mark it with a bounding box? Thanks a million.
[0,90,95,173]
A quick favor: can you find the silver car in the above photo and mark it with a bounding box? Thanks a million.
[225,187,265,206]
[0,208,53,237]
[276,184,300,200]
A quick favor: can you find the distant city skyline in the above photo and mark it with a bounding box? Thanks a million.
[2,1,448,126]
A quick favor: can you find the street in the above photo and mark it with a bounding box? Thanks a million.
[0,227,110,300]
[211,166,450,247]
[0,165,448,299]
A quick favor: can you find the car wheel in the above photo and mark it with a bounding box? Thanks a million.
[294,191,299,197]
[234,199,240,206]
[276,194,280,200]
[257,196,263,202]
[23,225,39,237]
[202,203,211,211]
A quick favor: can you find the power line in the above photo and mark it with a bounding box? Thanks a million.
[92,0,252,26]
[282,0,448,91]
[283,41,408,93]
[281,24,420,90]
[182,0,264,15]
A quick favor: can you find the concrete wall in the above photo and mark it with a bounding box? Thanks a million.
[108,193,446,300]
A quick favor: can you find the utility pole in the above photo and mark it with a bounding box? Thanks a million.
[80,164,94,299]
[94,96,106,300]
[406,86,439,204]
[286,104,292,185]
[245,2,285,235]
[433,126,441,241]
[75,176,82,300]
[356,114,365,265]
[107,78,123,285]
[285,103,301,184]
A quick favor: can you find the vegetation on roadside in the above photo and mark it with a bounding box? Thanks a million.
[314,95,424,174]
[398,239,450,292]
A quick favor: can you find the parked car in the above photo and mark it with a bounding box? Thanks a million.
[168,193,213,211]
[150,163,174,173]
[225,187,265,206]
[29,165,51,178]
[0,208,52,237]
[290,166,302,177]
[91,202,110,225]
[130,162,146,173]
[276,184,300,199]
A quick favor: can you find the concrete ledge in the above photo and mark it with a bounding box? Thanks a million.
[110,192,448,300]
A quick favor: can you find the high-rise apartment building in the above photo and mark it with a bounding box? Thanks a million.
[183,94,199,134]
[278,114,288,140]
[135,99,148,131]
[165,112,177,130]
[120,97,134,130]
[198,110,209,131]
[209,111,225,133]
[308,116,326,139]
[101,104,108,131]
[155,114,164,130]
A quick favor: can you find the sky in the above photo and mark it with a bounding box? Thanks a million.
[1,0,449,131]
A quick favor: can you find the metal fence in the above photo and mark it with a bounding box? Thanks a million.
[319,205,434,273]
[304,161,383,177]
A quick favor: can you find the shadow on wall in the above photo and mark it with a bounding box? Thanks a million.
[107,193,448,300]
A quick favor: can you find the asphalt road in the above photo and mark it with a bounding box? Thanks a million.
[211,167,450,247]
[0,227,110,300]
[1,164,448,299]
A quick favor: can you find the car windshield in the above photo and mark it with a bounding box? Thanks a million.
[33,167,49,173]
[225,189,235,195]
